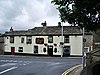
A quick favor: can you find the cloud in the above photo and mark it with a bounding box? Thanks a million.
[0,0,62,33]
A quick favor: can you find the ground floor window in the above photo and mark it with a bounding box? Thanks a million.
[54,48,57,53]
[63,46,70,56]
[43,48,46,53]
[18,47,23,52]
[34,46,38,53]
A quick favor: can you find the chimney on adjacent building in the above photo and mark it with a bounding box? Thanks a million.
[58,22,61,27]
[41,21,47,27]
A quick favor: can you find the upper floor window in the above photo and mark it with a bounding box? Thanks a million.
[26,36,32,44]
[48,36,53,43]
[64,35,69,43]
[21,37,24,43]
[10,36,14,43]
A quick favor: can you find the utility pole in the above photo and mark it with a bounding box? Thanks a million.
[82,27,85,68]
[61,22,64,57]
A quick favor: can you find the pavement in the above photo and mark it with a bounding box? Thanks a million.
[62,64,83,75]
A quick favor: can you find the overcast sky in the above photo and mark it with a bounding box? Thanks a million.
[0,0,69,33]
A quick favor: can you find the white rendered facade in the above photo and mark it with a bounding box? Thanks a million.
[4,35,84,56]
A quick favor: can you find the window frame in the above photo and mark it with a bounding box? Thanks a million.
[34,46,38,54]
[43,48,46,53]
[21,37,24,43]
[63,46,70,54]
[18,47,23,52]
[26,36,32,44]
[54,48,57,53]
[48,36,53,43]
[10,36,14,43]
[64,35,69,43]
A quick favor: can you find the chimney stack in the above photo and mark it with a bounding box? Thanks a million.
[58,22,61,27]
[10,27,13,32]
[41,21,47,27]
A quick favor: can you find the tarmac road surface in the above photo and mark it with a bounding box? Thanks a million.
[0,55,82,75]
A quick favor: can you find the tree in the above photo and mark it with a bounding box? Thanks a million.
[51,0,100,31]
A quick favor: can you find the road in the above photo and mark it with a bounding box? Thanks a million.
[0,55,82,75]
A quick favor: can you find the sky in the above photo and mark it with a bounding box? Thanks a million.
[0,0,68,33]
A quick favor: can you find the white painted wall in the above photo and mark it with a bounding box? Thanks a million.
[32,36,63,55]
[4,36,33,54]
[4,35,83,56]
[70,36,83,56]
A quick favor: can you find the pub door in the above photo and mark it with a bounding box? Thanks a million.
[11,47,15,55]
[48,46,53,56]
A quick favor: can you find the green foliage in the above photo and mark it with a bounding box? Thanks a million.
[51,0,100,31]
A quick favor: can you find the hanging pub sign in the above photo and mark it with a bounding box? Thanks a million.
[36,38,44,44]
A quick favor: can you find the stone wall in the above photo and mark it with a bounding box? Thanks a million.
[0,36,4,55]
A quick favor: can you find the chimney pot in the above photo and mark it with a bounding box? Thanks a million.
[41,21,47,27]
[58,22,61,27]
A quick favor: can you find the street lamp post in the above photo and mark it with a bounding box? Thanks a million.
[61,22,64,57]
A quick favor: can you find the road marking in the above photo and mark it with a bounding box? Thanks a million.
[0,63,17,67]
[0,66,17,75]
[62,64,82,75]
[0,60,31,63]
[0,60,18,63]
[50,62,61,66]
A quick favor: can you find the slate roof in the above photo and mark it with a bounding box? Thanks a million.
[29,26,82,35]
[4,26,91,36]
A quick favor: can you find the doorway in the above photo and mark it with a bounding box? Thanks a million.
[48,46,53,56]
[63,46,70,56]
[11,47,15,55]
